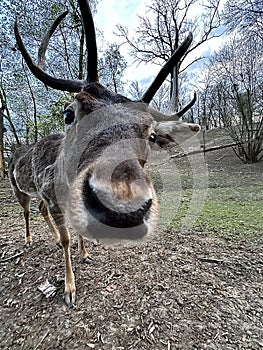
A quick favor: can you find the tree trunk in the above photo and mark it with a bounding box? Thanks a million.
[0,110,4,180]
[170,65,179,112]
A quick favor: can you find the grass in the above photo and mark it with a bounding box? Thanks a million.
[156,149,263,240]
[160,198,263,240]
[194,201,263,237]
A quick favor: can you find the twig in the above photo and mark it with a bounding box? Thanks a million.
[33,330,49,350]
[0,251,24,263]
[170,142,239,159]
[198,257,225,264]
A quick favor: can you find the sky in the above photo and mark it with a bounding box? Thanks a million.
[94,0,155,86]
[94,0,227,90]
[95,0,144,32]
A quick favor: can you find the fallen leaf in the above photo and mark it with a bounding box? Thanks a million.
[105,284,117,292]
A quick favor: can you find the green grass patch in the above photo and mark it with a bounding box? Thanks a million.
[194,201,263,238]
[207,185,263,202]
[160,199,263,240]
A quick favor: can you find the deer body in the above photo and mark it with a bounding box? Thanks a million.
[9,134,64,243]
[10,1,200,307]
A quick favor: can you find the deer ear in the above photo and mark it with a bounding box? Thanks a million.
[154,121,200,149]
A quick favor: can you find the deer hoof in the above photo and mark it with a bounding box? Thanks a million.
[25,241,32,247]
[56,241,62,249]
[64,291,76,308]
[82,256,94,264]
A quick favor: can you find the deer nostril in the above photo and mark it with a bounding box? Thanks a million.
[138,199,152,215]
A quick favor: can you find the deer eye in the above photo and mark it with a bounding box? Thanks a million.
[63,110,75,125]
[149,133,157,143]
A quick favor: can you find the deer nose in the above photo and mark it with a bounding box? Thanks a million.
[82,176,152,229]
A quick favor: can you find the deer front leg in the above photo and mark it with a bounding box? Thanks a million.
[49,210,76,308]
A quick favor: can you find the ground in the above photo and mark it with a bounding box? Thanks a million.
[0,140,262,349]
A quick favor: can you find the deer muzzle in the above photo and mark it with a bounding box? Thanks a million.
[68,164,158,243]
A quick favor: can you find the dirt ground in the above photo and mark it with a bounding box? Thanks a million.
[0,147,262,350]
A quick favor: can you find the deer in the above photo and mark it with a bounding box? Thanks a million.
[9,0,200,308]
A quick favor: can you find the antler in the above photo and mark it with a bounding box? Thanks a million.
[78,0,98,82]
[14,0,98,92]
[141,33,193,104]
[15,0,195,111]
[149,93,197,121]
[176,92,197,118]
[37,11,68,69]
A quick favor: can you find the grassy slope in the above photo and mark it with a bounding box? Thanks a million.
[156,143,263,240]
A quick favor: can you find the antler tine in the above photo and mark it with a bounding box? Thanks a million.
[149,93,197,122]
[176,92,197,118]
[141,33,193,104]
[14,14,85,92]
[38,11,68,69]
[77,0,98,83]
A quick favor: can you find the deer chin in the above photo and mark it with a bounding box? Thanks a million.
[67,171,158,244]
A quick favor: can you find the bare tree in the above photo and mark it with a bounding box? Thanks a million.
[118,0,222,111]
[203,35,263,163]
[128,80,146,100]
[0,108,4,179]
[0,83,20,147]
[99,43,127,94]
[223,0,263,39]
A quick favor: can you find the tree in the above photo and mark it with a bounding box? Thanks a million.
[0,108,4,179]
[128,81,146,101]
[117,0,222,111]
[0,82,20,146]
[201,34,263,163]
[127,80,170,112]
[0,0,98,149]
[223,0,263,39]
[99,44,127,94]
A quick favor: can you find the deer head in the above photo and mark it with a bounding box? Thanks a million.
[14,0,199,242]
